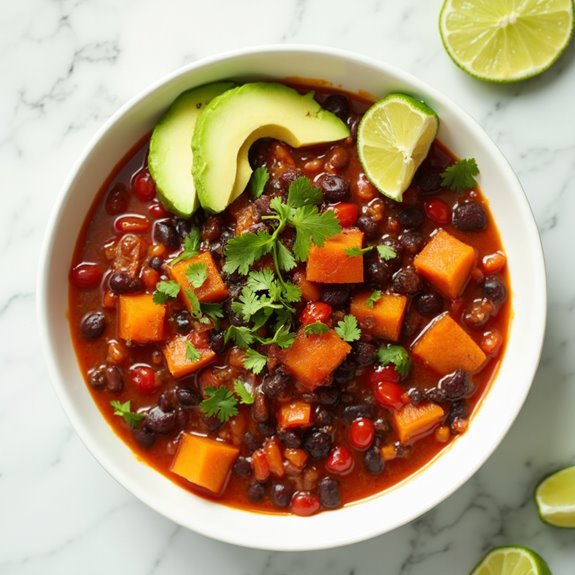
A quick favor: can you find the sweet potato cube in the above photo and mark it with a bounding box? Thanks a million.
[162,335,216,379]
[168,251,229,306]
[412,313,487,374]
[393,403,445,444]
[118,294,166,343]
[170,434,239,495]
[306,230,364,283]
[351,292,408,342]
[414,229,476,299]
[282,328,351,390]
[277,401,313,429]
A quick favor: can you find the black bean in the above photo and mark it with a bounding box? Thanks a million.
[254,195,273,216]
[446,400,469,426]
[233,456,252,477]
[108,271,142,294]
[80,312,106,339]
[242,431,261,452]
[323,94,350,120]
[318,477,342,509]
[320,285,351,308]
[158,389,177,412]
[148,256,163,271]
[247,482,266,502]
[317,174,350,202]
[482,275,507,305]
[415,292,444,316]
[88,365,106,387]
[173,218,191,239]
[347,114,361,139]
[373,417,390,434]
[379,235,403,268]
[144,407,177,434]
[356,215,379,239]
[414,166,442,194]
[315,406,332,427]
[105,365,124,392]
[364,446,385,475]
[209,331,226,355]
[438,369,474,401]
[176,387,201,408]
[452,201,487,231]
[252,393,270,423]
[105,183,129,215]
[366,258,392,287]
[176,407,188,429]
[342,404,375,422]
[398,206,425,229]
[132,427,156,449]
[406,388,424,405]
[258,421,276,437]
[202,215,222,242]
[173,310,192,334]
[353,341,377,367]
[203,415,222,432]
[271,482,293,508]
[392,267,422,295]
[424,386,447,403]
[278,430,301,449]
[315,385,340,406]
[399,231,424,256]
[278,169,303,192]
[154,220,180,249]
[248,138,270,169]
[303,429,332,460]
[333,358,357,386]
[262,372,291,399]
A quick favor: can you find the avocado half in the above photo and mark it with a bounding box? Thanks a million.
[148,82,235,217]
[192,82,351,213]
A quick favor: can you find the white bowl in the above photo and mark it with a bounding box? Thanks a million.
[38,45,546,551]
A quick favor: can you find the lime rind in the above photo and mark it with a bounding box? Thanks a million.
[534,464,575,528]
[470,546,552,575]
[439,0,575,82]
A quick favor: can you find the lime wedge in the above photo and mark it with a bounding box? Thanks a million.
[471,546,552,575]
[357,93,439,202]
[535,464,575,527]
[439,0,574,82]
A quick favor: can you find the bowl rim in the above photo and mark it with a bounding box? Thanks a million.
[37,43,547,551]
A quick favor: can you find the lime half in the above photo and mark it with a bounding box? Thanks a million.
[535,464,575,527]
[471,546,552,575]
[357,93,438,202]
[440,0,574,82]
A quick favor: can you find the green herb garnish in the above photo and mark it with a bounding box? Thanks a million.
[250,166,270,199]
[185,341,201,362]
[345,246,374,257]
[171,227,201,264]
[334,314,361,342]
[366,290,383,308]
[233,379,255,404]
[200,386,238,423]
[377,344,411,377]
[377,245,397,260]
[243,348,268,374]
[304,322,330,335]
[152,280,180,304]
[110,400,145,429]
[185,262,208,288]
[441,158,479,193]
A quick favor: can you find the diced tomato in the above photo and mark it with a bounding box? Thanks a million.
[348,418,375,451]
[326,444,354,475]
[291,491,320,516]
[189,330,210,350]
[424,198,451,224]
[129,364,159,394]
[367,364,400,386]
[332,203,359,227]
[148,202,169,219]
[132,169,156,202]
[114,215,151,234]
[481,251,506,274]
[252,450,270,482]
[299,301,332,326]
[374,380,405,410]
[69,263,103,289]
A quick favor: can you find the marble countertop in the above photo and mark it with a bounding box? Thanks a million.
[2,0,575,573]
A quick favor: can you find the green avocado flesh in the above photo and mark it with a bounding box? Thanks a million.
[148,82,235,217]
[192,82,351,213]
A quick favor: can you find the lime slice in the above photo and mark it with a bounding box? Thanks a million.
[439,0,574,82]
[357,93,439,202]
[471,546,552,575]
[535,464,575,527]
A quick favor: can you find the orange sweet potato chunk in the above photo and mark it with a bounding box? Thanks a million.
[351,292,408,342]
[277,401,313,429]
[393,403,445,444]
[118,294,166,343]
[414,229,476,299]
[306,229,364,283]
[168,251,229,306]
[170,434,239,495]
[282,328,351,390]
[412,313,487,374]
[162,335,216,379]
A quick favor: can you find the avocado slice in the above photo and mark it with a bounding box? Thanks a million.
[192,82,351,213]
[148,82,235,217]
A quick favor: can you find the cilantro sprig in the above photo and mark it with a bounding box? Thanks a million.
[250,166,270,199]
[344,244,397,260]
[200,382,255,423]
[334,314,361,342]
[110,400,144,429]
[304,322,329,335]
[185,262,208,288]
[366,290,383,308]
[441,158,479,193]
[377,344,411,377]
[171,227,201,264]
[153,280,180,304]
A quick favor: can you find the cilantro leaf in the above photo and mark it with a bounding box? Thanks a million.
[152,280,180,304]
[287,176,323,208]
[334,314,361,342]
[275,240,297,271]
[200,386,238,423]
[223,230,274,275]
[243,348,268,374]
[250,166,269,199]
[304,322,329,335]
[110,400,144,429]
[171,227,201,264]
[184,288,202,318]
[265,324,296,348]
[246,269,276,292]
[345,246,373,257]
[377,344,411,377]
[377,245,397,260]
[201,302,224,327]
[290,206,342,261]
[185,341,201,362]
[282,282,302,304]
[233,379,256,404]
[225,325,255,349]
[185,262,208,288]
[441,158,479,193]
[366,290,382,308]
